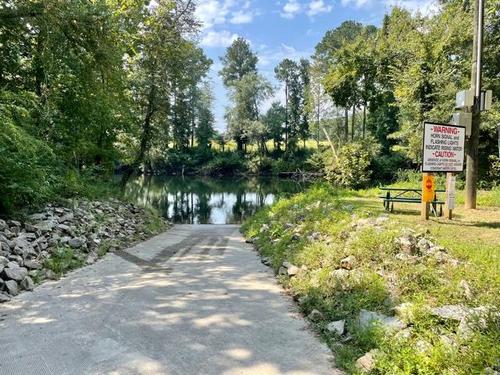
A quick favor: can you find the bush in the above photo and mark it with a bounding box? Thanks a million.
[198,152,246,176]
[370,152,410,183]
[0,120,59,212]
[325,140,380,189]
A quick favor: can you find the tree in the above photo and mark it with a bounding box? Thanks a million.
[298,59,311,147]
[125,0,201,179]
[219,37,258,87]
[275,59,297,150]
[226,72,272,152]
[195,84,215,150]
[219,38,261,151]
[275,58,309,151]
[263,102,286,151]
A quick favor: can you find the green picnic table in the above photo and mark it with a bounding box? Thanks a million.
[379,187,445,217]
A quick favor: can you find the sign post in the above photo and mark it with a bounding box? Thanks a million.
[445,173,456,219]
[422,122,466,220]
[421,173,435,220]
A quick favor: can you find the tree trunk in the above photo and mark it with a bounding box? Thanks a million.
[362,104,366,139]
[121,85,156,186]
[344,107,349,142]
[352,105,356,141]
[285,82,289,151]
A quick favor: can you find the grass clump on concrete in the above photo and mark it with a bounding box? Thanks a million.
[242,184,500,374]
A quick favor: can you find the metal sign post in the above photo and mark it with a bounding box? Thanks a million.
[445,173,456,219]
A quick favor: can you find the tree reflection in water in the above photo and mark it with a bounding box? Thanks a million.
[124,176,308,224]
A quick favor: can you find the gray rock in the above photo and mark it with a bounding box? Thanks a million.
[278,266,288,276]
[35,220,56,232]
[60,236,71,244]
[396,235,417,255]
[394,328,413,341]
[308,309,324,322]
[417,238,432,252]
[12,246,28,258]
[261,257,271,266]
[9,220,21,228]
[340,255,356,270]
[30,213,46,221]
[24,223,38,233]
[0,292,11,303]
[59,213,74,223]
[430,305,470,322]
[8,255,23,266]
[24,260,42,270]
[20,276,34,291]
[326,320,345,335]
[57,224,72,233]
[69,238,84,249]
[5,280,19,295]
[0,219,7,231]
[459,280,473,300]
[356,350,379,373]
[358,309,406,332]
[2,265,28,281]
[331,269,350,279]
[0,241,9,252]
[287,265,300,276]
[415,339,432,353]
[0,256,8,266]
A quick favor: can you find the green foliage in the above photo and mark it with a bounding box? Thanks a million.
[325,140,380,188]
[487,155,500,187]
[0,113,58,211]
[43,247,85,277]
[242,185,500,374]
[198,152,246,176]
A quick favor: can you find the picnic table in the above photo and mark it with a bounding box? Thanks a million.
[379,187,445,217]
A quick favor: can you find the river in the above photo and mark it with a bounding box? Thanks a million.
[124,176,309,224]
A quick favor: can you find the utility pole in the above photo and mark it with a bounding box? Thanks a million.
[465,0,485,209]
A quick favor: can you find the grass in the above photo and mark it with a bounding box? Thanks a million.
[242,184,500,374]
[43,247,85,277]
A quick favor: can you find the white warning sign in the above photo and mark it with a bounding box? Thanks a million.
[422,122,466,173]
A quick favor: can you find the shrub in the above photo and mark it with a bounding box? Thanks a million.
[325,140,380,189]
[198,152,246,176]
[0,120,59,212]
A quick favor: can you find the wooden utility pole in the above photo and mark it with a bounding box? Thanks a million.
[465,0,485,209]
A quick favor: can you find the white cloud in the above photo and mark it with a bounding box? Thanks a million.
[230,10,254,24]
[195,0,260,28]
[195,0,229,30]
[200,30,239,48]
[258,43,311,68]
[307,0,333,17]
[281,0,302,19]
[340,0,372,8]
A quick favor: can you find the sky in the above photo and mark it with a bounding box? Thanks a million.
[194,0,438,131]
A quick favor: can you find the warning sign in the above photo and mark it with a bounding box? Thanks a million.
[422,122,466,173]
[422,174,435,202]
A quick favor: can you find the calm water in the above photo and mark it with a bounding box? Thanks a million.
[124,176,309,224]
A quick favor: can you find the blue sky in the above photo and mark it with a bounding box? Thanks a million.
[194,0,437,131]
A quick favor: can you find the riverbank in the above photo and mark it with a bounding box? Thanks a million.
[0,199,169,302]
[242,185,499,374]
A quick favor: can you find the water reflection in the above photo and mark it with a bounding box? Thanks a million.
[124,176,308,224]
